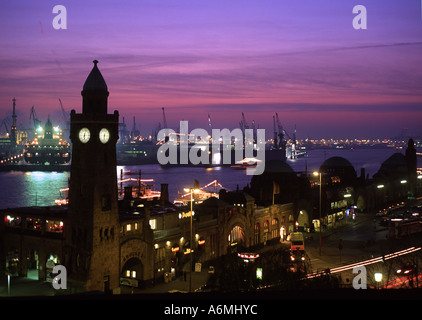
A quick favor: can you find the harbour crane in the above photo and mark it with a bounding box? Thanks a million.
[162,107,169,142]
[162,107,167,129]
[131,116,140,140]
[59,98,70,137]
[208,113,212,131]
[275,112,288,160]
[0,118,10,135]
[30,106,42,130]
[240,112,249,134]
[208,113,213,143]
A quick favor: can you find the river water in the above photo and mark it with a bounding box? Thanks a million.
[0,147,419,210]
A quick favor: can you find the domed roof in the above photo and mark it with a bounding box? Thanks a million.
[319,156,357,180]
[264,159,295,174]
[83,60,108,92]
[320,156,354,169]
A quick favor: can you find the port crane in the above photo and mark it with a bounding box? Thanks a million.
[119,117,129,143]
[239,112,257,144]
[131,116,140,140]
[275,113,288,157]
[59,98,70,137]
[29,106,42,142]
[239,112,249,135]
[162,107,170,143]
[162,107,167,129]
[279,120,297,160]
[30,106,41,130]
[0,118,10,137]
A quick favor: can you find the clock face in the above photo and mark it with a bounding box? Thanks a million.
[79,128,90,143]
[99,128,110,144]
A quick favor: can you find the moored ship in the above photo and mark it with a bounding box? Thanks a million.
[24,117,70,165]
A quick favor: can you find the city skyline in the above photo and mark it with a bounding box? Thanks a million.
[1,0,422,139]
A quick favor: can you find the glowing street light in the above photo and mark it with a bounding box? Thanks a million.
[375,272,383,289]
[313,171,322,256]
[183,182,200,293]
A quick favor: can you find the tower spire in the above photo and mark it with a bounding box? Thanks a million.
[81,60,109,114]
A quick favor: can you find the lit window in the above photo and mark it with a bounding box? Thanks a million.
[132,271,136,278]
[126,224,132,232]
[46,220,64,233]
[149,219,157,230]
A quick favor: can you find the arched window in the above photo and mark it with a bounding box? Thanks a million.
[228,225,245,245]
[271,219,279,238]
[254,223,260,245]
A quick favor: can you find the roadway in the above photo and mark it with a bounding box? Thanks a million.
[305,206,422,289]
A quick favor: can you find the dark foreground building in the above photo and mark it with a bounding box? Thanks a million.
[1,61,155,294]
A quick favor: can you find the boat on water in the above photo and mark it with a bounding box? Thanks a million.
[24,117,70,165]
[173,179,226,206]
[230,157,259,169]
[55,175,227,207]
[116,139,158,165]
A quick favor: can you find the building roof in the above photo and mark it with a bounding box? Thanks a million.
[200,196,227,208]
[264,159,295,174]
[319,156,357,181]
[375,152,408,178]
[320,156,354,169]
[83,60,108,92]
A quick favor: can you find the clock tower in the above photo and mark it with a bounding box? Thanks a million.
[65,60,120,293]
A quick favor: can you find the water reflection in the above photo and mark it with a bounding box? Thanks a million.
[0,147,419,210]
[0,171,69,209]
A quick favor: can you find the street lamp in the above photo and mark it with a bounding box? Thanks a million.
[374,272,383,289]
[183,186,200,293]
[313,171,322,256]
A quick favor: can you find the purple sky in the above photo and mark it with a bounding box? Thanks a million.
[1,0,422,139]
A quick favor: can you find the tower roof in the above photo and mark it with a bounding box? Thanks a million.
[83,60,108,92]
[264,159,295,174]
[320,156,354,169]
